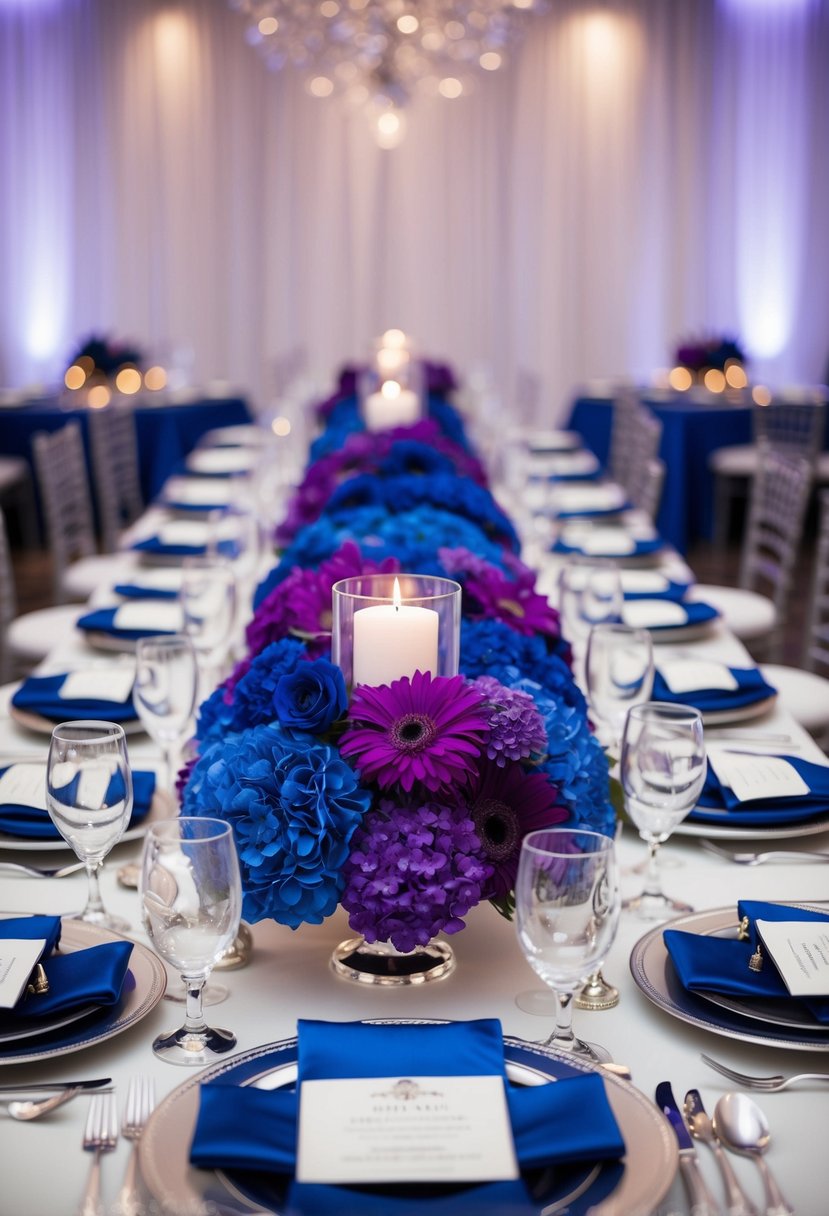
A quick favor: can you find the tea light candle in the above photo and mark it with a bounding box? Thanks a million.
[352,578,439,686]
[363,379,421,432]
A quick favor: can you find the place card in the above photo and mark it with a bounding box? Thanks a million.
[755,920,829,997]
[0,938,48,1009]
[112,602,184,632]
[658,660,738,694]
[620,571,671,595]
[59,669,135,704]
[552,485,626,513]
[622,601,687,628]
[186,448,256,475]
[707,754,810,803]
[163,478,235,507]
[563,527,636,556]
[0,764,47,810]
[296,1075,519,1185]
[120,568,184,593]
[158,521,212,547]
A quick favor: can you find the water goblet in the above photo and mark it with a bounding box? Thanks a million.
[621,701,706,920]
[515,828,620,1062]
[180,556,237,696]
[558,560,623,691]
[46,721,133,933]
[133,634,198,801]
[140,816,242,1065]
[585,623,654,755]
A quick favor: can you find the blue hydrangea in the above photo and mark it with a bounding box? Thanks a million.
[460,619,549,680]
[196,639,307,746]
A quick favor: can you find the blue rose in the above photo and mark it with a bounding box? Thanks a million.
[275,658,348,734]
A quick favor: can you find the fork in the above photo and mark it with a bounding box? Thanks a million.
[700,840,829,865]
[78,1091,118,1216]
[0,860,85,879]
[701,1053,829,1091]
[117,1075,156,1216]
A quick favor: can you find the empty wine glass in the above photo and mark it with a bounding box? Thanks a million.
[621,701,706,921]
[515,828,620,1062]
[46,721,133,933]
[133,634,198,800]
[585,623,654,754]
[140,816,242,1065]
[208,501,263,648]
[180,556,237,696]
[558,560,622,690]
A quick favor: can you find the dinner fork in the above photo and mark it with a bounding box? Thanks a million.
[701,1053,829,1091]
[0,860,86,879]
[117,1075,156,1216]
[700,840,829,865]
[78,1090,118,1216]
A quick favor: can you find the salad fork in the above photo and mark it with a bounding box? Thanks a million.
[701,1053,829,1091]
[79,1090,118,1216]
[117,1075,156,1216]
[700,840,829,865]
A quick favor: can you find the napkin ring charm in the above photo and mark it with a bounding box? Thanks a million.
[738,915,751,941]
[25,963,49,997]
[749,944,764,973]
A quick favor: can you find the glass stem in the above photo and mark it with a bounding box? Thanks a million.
[642,838,664,901]
[544,990,575,1049]
[83,861,105,920]
[182,975,208,1036]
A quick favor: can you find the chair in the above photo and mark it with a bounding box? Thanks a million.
[693,446,813,661]
[87,403,144,553]
[0,456,39,549]
[709,387,826,544]
[630,457,665,522]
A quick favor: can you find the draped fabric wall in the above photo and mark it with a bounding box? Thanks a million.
[1,0,827,422]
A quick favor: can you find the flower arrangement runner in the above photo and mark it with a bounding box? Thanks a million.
[180,361,614,982]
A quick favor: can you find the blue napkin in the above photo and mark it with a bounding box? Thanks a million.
[653,665,776,712]
[0,768,155,838]
[551,535,663,559]
[0,914,62,954]
[11,674,137,723]
[629,600,719,632]
[699,755,829,812]
[623,579,691,603]
[553,499,631,520]
[76,606,178,640]
[113,582,178,601]
[664,900,829,1024]
[190,1019,625,1206]
[132,535,236,559]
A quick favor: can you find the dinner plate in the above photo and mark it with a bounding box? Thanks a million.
[0,1003,99,1044]
[0,920,166,1064]
[0,782,172,852]
[630,905,829,1052]
[141,1024,677,1216]
[676,810,829,841]
[698,696,778,727]
[8,703,143,735]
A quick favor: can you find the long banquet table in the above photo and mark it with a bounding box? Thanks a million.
[2,411,829,1216]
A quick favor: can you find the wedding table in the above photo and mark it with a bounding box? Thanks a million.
[2,420,829,1216]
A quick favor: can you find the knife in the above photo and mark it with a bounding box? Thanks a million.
[655,1081,722,1216]
[0,1077,111,1093]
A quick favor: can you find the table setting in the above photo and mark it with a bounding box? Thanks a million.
[0,356,828,1216]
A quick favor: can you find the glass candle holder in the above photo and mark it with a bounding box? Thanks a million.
[358,358,424,432]
[332,573,461,688]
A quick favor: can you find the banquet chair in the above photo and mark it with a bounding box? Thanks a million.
[609,396,663,511]
[692,446,813,661]
[88,403,143,553]
[630,457,666,522]
[709,387,826,544]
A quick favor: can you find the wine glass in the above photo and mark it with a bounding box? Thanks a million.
[515,828,620,1062]
[140,816,242,1065]
[180,556,237,696]
[46,721,133,933]
[585,623,654,754]
[133,634,198,800]
[621,701,706,921]
[208,501,263,647]
[558,560,622,691]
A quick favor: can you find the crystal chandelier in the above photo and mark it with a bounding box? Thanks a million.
[232,1,545,145]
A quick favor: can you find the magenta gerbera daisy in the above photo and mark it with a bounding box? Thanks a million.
[340,671,489,795]
[468,759,568,901]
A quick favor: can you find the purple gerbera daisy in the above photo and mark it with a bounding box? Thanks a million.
[340,671,489,795]
[467,759,568,901]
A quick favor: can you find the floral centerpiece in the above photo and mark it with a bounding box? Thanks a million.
[673,335,745,379]
[179,370,613,982]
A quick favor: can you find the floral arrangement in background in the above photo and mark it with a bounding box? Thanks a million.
[180,370,613,951]
[673,335,745,375]
[68,334,144,378]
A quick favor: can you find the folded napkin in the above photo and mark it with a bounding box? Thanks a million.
[621,576,693,602]
[621,600,719,632]
[190,1019,625,1209]
[11,674,137,723]
[0,915,133,1026]
[664,900,829,1024]
[0,768,155,838]
[552,534,663,559]
[131,535,235,559]
[699,754,829,813]
[76,605,182,640]
[653,665,776,713]
[113,583,178,600]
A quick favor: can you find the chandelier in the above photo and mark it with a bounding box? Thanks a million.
[232,0,545,144]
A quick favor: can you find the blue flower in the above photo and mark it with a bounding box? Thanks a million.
[196,639,307,746]
[274,657,348,734]
[460,619,549,680]
[182,722,372,929]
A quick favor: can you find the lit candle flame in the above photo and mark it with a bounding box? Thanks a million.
[393,577,402,611]
[381,379,401,400]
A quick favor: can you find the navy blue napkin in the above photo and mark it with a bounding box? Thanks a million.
[113,582,178,601]
[623,579,691,603]
[12,674,137,723]
[131,535,236,559]
[0,768,155,838]
[0,914,62,954]
[625,600,719,632]
[699,755,829,812]
[653,665,776,712]
[551,535,663,558]
[76,606,178,640]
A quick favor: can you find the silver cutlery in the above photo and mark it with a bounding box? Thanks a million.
[117,1075,156,1216]
[701,840,829,865]
[0,860,85,879]
[0,1077,111,1093]
[5,1086,113,1122]
[78,1090,118,1216]
[702,1053,829,1092]
[684,1087,758,1216]
[713,1093,793,1216]
[704,731,794,743]
[655,1081,720,1216]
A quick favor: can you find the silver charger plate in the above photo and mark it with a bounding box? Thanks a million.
[0,783,172,852]
[0,919,167,1064]
[700,695,777,727]
[630,905,829,1052]
[8,703,145,735]
[141,1024,678,1216]
[676,809,829,841]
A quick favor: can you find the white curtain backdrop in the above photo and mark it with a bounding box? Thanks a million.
[1,0,827,423]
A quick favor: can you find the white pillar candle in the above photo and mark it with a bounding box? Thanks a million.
[363,380,421,431]
[352,579,439,686]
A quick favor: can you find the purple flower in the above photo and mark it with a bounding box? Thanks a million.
[472,675,547,766]
[340,671,489,795]
[341,797,492,952]
[439,547,563,640]
[468,760,568,902]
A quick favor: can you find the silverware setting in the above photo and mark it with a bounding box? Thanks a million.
[700,840,829,865]
[713,1093,794,1216]
[704,731,794,744]
[655,1080,720,1216]
[702,1053,829,1092]
[0,1077,111,1093]
[78,1090,118,1216]
[684,1087,758,1216]
[4,1086,114,1122]
[117,1075,156,1216]
[0,860,86,879]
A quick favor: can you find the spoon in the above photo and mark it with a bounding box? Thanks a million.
[684,1088,757,1216]
[713,1092,794,1216]
[4,1086,92,1121]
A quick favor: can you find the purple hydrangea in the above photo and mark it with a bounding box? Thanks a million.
[472,675,547,766]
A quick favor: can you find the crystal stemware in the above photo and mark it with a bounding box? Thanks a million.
[140,817,242,1065]
[179,556,237,696]
[45,720,133,933]
[515,827,620,1062]
[558,560,623,690]
[133,634,198,800]
[621,701,706,920]
[585,623,654,755]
